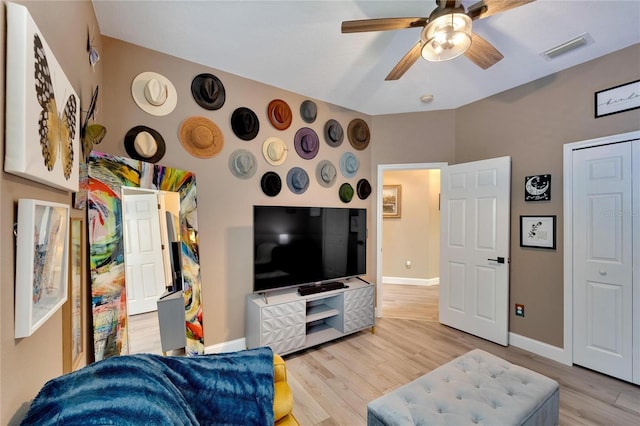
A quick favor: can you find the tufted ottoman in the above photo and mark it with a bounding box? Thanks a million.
[367,349,559,426]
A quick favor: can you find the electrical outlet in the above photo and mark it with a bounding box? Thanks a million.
[515,304,525,317]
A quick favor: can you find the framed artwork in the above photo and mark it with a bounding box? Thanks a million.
[63,217,85,372]
[595,79,640,118]
[15,199,70,338]
[520,215,556,250]
[5,3,80,192]
[524,174,551,201]
[383,185,401,218]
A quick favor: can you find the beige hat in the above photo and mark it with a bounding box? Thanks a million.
[131,71,177,116]
[179,116,224,158]
[262,137,288,166]
[316,160,337,188]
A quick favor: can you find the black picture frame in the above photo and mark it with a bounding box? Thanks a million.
[520,215,556,250]
[594,79,640,118]
[524,174,551,201]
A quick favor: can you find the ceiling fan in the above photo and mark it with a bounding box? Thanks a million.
[341,0,535,80]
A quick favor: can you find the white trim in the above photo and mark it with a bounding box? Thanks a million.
[376,163,447,316]
[382,276,439,286]
[509,332,568,365]
[204,338,246,354]
[562,130,640,368]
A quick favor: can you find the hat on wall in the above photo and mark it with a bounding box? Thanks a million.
[357,178,372,200]
[300,100,317,123]
[324,119,344,147]
[316,160,337,188]
[287,167,310,195]
[179,116,224,158]
[339,183,354,203]
[267,99,293,131]
[262,137,288,166]
[131,71,177,116]
[340,151,359,178]
[191,73,225,110]
[261,171,282,197]
[294,127,319,160]
[231,107,260,141]
[229,149,257,179]
[124,125,166,163]
[347,118,370,150]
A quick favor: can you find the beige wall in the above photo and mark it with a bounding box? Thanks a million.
[1,1,101,423]
[382,169,440,280]
[455,45,640,347]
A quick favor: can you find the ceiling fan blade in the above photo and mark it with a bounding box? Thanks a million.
[385,41,423,81]
[341,17,427,33]
[464,32,504,69]
[467,0,535,20]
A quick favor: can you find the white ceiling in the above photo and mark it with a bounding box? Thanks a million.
[92,0,640,116]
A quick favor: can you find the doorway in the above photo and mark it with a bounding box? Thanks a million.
[376,163,446,321]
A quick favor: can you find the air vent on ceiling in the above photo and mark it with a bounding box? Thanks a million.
[540,33,593,60]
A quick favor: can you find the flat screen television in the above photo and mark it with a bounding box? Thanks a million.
[253,205,367,293]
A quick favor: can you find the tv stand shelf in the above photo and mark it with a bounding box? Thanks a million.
[245,278,375,355]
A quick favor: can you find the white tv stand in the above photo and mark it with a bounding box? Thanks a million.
[245,278,375,355]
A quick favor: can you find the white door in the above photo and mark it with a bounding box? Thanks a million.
[123,193,167,315]
[573,141,635,382]
[439,156,511,345]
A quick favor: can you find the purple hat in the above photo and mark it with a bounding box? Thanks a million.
[294,127,319,160]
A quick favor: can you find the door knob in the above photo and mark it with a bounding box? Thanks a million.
[599,270,607,275]
[487,257,505,264]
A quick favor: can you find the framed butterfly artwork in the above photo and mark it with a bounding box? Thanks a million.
[5,3,80,192]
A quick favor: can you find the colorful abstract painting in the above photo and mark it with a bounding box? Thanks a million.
[88,152,203,360]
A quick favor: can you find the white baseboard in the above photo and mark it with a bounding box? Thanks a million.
[382,276,439,286]
[509,332,570,365]
[204,338,246,354]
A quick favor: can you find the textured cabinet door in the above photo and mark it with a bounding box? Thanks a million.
[343,285,374,334]
[261,300,306,354]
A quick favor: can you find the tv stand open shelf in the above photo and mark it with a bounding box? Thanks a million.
[245,278,375,355]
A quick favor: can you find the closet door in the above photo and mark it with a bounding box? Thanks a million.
[572,141,634,382]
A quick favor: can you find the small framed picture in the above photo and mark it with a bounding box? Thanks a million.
[524,174,551,201]
[383,185,401,218]
[520,215,556,250]
[595,79,640,118]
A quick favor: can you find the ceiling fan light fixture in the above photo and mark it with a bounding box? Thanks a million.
[421,12,472,62]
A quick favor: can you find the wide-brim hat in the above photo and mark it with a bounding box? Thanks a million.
[347,118,370,150]
[267,99,292,131]
[191,73,225,110]
[231,107,260,141]
[300,100,317,123]
[340,151,359,178]
[287,167,310,195]
[339,183,354,203]
[324,119,344,147]
[316,160,337,188]
[262,137,288,166]
[357,178,372,200]
[179,116,224,159]
[261,171,282,197]
[294,127,319,160]
[124,125,166,163]
[131,71,177,116]
[229,149,257,179]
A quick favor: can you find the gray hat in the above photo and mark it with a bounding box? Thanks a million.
[287,167,310,194]
[340,151,359,178]
[229,149,257,179]
[300,100,317,123]
[316,160,337,188]
[324,119,344,147]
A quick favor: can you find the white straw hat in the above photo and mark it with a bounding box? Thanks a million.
[262,137,288,166]
[131,71,177,116]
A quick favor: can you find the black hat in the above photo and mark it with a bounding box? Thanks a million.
[191,73,226,110]
[357,179,372,200]
[124,125,166,163]
[261,171,282,197]
[231,107,260,141]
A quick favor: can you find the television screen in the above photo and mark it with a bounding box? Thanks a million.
[253,206,367,293]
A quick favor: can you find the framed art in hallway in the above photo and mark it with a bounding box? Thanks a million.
[520,215,556,249]
[63,217,85,372]
[383,185,401,218]
[594,79,640,118]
